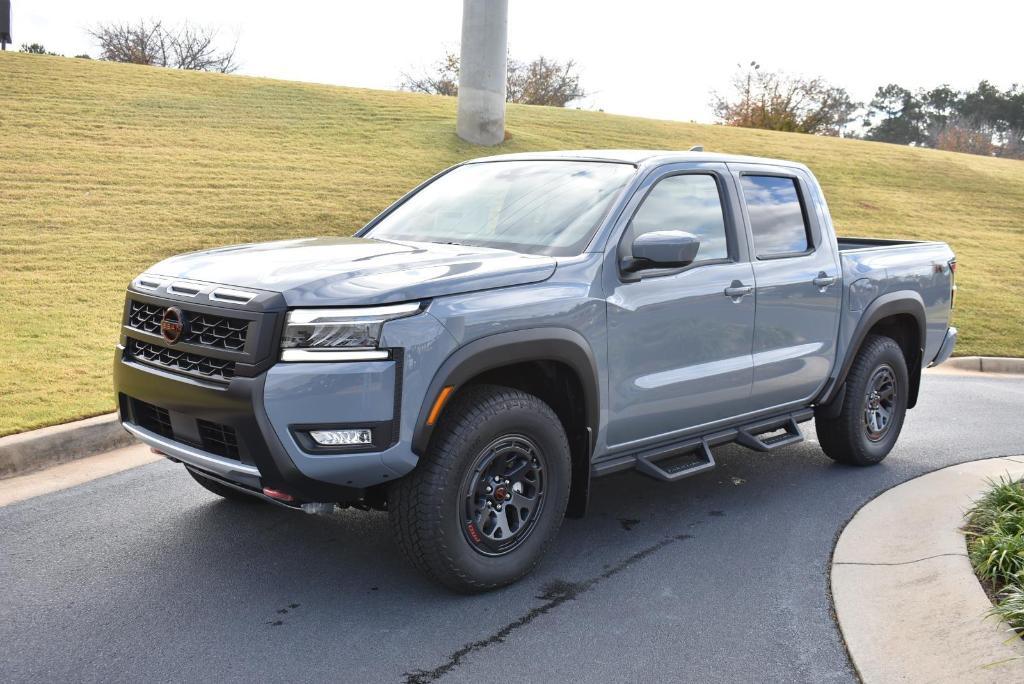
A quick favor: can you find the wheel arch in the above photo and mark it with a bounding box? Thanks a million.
[818,291,926,415]
[411,328,600,518]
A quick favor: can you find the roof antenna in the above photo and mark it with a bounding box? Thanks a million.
[689,145,704,152]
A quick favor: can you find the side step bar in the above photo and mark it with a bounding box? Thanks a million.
[735,415,804,452]
[635,438,716,482]
[596,408,814,483]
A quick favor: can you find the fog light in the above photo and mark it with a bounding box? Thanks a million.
[309,428,372,446]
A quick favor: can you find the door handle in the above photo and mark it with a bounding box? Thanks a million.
[812,273,837,290]
[724,282,753,300]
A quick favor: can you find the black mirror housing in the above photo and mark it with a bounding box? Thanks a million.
[624,230,701,272]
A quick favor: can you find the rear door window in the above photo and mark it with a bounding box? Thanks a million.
[740,175,811,257]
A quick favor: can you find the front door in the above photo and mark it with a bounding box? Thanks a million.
[605,165,756,448]
[730,165,842,408]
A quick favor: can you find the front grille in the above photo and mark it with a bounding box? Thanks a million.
[198,420,240,460]
[127,300,249,351]
[128,301,163,334]
[185,312,248,351]
[128,339,235,380]
[131,399,173,438]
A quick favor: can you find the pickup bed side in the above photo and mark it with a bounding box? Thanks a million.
[818,239,955,410]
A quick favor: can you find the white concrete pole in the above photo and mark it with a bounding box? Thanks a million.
[456,0,508,146]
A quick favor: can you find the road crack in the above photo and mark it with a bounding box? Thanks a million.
[402,533,694,684]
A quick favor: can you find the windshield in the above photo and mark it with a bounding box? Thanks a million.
[365,160,636,256]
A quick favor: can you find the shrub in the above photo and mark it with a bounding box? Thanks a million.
[965,476,1024,634]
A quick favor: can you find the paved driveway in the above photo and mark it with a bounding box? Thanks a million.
[2,371,1022,683]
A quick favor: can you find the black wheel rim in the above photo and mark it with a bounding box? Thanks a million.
[460,434,546,557]
[863,364,897,442]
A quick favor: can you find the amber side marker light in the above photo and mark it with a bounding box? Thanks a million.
[426,386,455,426]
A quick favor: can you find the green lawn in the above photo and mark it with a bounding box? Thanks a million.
[1,52,1022,436]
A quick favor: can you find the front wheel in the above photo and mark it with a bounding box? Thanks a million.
[388,385,571,592]
[816,334,910,466]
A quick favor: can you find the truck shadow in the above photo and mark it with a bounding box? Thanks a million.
[146,439,865,603]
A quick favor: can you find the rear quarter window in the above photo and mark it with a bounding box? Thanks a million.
[740,175,811,258]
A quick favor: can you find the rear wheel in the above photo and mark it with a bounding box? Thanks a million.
[186,467,259,503]
[816,335,909,466]
[389,384,571,592]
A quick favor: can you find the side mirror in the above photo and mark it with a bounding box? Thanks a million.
[623,230,701,272]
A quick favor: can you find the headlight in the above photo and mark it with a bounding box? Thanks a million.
[280,302,421,361]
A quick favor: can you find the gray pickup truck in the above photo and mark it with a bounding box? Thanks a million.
[114,150,957,591]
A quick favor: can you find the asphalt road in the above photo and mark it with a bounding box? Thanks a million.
[3,371,1023,684]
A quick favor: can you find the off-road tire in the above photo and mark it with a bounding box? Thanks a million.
[186,467,260,503]
[389,384,571,593]
[816,334,909,466]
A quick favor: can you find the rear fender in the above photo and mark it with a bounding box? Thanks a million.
[817,291,926,414]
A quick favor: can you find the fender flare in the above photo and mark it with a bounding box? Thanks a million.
[410,328,601,457]
[817,290,927,413]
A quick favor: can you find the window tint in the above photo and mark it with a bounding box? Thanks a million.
[629,174,728,261]
[740,175,810,257]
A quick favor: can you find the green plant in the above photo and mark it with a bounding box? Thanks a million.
[969,523,1024,585]
[967,479,1024,532]
[965,477,1024,634]
[992,583,1024,633]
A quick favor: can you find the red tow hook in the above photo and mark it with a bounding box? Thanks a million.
[262,487,296,503]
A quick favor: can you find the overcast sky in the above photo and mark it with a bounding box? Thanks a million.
[12,0,1024,123]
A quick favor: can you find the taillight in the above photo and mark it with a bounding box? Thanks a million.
[949,259,957,308]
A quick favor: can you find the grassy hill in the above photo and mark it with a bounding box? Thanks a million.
[1,52,1022,437]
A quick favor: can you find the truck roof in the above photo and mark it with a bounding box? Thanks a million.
[470,149,810,171]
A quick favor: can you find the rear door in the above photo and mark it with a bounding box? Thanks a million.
[729,164,842,408]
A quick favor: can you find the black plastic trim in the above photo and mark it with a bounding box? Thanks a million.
[817,291,927,408]
[410,328,601,457]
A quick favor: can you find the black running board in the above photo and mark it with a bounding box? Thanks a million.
[735,415,804,452]
[635,438,716,482]
[594,408,814,482]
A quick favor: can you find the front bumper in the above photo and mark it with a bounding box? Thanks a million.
[115,349,409,502]
[929,326,958,367]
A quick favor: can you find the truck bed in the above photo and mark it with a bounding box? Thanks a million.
[836,236,955,368]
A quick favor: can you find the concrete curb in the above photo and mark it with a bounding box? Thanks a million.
[943,356,1024,374]
[0,413,136,480]
[832,456,1024,683]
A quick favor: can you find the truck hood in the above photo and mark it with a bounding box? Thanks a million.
[147,237,557,306]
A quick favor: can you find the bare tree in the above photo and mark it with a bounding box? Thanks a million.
[401,51,586,107]
[399,52,460,97]
[90,20,169,66]
[507,56,585,107]
[90,20,237,73]
[168,23,237,73]
[712,62,859,136]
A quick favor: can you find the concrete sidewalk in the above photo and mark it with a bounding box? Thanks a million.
[0,444,159,507]
[832,456,1024,683]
